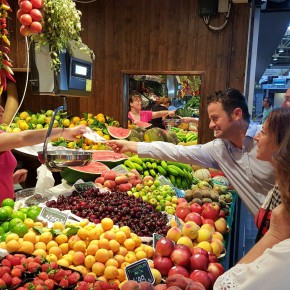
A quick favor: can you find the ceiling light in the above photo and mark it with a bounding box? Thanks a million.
[273,57,278,61]
[278,48,284,53]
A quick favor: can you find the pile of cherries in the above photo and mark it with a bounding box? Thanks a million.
[46,188,170,237]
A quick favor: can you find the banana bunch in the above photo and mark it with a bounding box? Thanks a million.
[170,127,198,143]
[122,155,196,190]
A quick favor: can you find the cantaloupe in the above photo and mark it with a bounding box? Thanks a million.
[193,168,211,181]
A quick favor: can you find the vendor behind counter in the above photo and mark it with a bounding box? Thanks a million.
[150,97,172,129]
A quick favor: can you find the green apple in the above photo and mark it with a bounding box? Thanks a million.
[154,180,161,187]
[127,191,133,196]
[136,184,144,191]
[149,198,157,206]
[165,206,175,215]
[165,200,172,206]
[166,195,172,201]
[156,195,163,201]
[150,185,156,191]
[155,205,162,212]
[153,190,160,196]
[142,196,149,202]
[144,185,150,191]
[133,192,140,198]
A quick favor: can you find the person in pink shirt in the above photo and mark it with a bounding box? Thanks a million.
[128,94,175,124]
[0,110,86,204]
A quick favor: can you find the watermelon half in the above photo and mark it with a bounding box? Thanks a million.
[60,161,109,184]
[92,150,128,168]
[107,126,131,139]
[135,121,152,128]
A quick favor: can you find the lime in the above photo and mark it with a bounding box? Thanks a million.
[26,209,40,222]
[2,206,13,216]
[0,227,5,236]
[11,223,29,238]
[19,208,29,214]
[1,222,10,232]
[10,211,26,221]
[9,218,24,231]
[1,198,15,208]
[29,205,41,213]
[0,208,9,222]
[1,232,10,242]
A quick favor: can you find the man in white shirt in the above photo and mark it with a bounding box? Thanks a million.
[108,88,275,216]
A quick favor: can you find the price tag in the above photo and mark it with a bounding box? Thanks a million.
[153,233,164,249]
[157,175,174,188]
[112,165,129,174]
[39,207,68,225]
[125,258,155,284]
[74,181,97,193]
[175,215,183,230]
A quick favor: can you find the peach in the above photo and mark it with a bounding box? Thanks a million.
[95,176,105,184]
[166,274,190,289]
[72,251,85,266]
[118,183,133,192]
[104,170,118,181]
[154,285,167,290]
[120,280,141,290]
[166,227,182,243]
[104,180,116,189]
[167,287,183,290]
[181,222,199,240]
[140,281,154,290]
[130,169,141,177]
[214,218,228,234]
[115,175,129,185]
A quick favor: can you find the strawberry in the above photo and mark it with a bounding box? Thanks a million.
[109,282,119,290]
[68,272,81,285]
[14,264,26,272]
[76,281,90,290]
[34,256,43,264]
[59,278,69,287]
[0,267,6,278]
[35,286,45,290]
[41,263,51,272]
[11,277,22,287]
[33,277,45,286]
[2,273,12,286]
[44,279,55,290]
[38,272,49,281]
[64,269,72,276]
[27,261,41,273]
[14,253,26,259]
[26,257,34,264]
[6,254,21,266]
[50,262,58,269]
[54,269,66,282]
[84,274,96,283]
[1,258,11,268]
[0,278,5,287]
[11,268,23,278]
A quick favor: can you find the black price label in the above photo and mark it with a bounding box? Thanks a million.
[40,207,68,224]
[74,181,97,193]
[153,233,163,250]
[125,258,155,284]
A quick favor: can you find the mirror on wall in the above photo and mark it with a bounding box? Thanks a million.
[122,71,204,128]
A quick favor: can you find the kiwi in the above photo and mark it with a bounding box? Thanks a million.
[192,189,202,199]
[201,189,211,199]
[191,198,202,205]
[184,190,193,202]
[202,197,212,204]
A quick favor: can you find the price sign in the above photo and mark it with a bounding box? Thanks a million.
[153,233,163,249]
[112,165,129,174]
[39,207,68,225]
[125,258,155,284]
[175,215,183,230]
[157,175,174,188]
[74,181,97,193]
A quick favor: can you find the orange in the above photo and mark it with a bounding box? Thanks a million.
[124,252,137,264]
[77,228,89,240]
[88,228,100,240]
[59,243,69,255]
[104,266,118,280]
[19,241,34,254]
[144,246,154,259]
[103,231,116,241]
[6,240,20,252]
[98,238,110,250]
[46,240,58,251]
[49,246,63,259]
[101,218,114,231]
[105,258,118,268]
[119,226,131,238]
[123,238,135,251]
[95,249,110,263]
[86,243,99,256]
[39,231,53,244]
[72,116,81,124]
[109,240,120,253]
[113,255,125,268]
[55,234,68,245]
[33,249,47,258]
[135,250,147,260]
[116,246,128,257]
[117,268,126,282]
[84,255,96,269]
[57,259,70,267]
[120,262,130,269]
[92,262,105,276]
[72,251,86,266]
[73,240,87,252]
[115,231,127,244]
[35,242,47,251]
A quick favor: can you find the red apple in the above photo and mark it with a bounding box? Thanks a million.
[201,202,212,212]
[153,256,173,277]
[208,253,218,263]
[211,202,221,213]
[219,210,226,218]
[155,237,175,257]
[189,270,212,290]
[185,212,202,226]
[189,254,209,271]
[154,285,167,290]
[207,262,225,278]
[208,271,218,285]
[191,247,209,258]
[168,266,189,277]
[190,203,202,215]
[202,218,215,226]
[175,203,191,221]
[177,198,187,205]
[170,248,191,267]
[174,244,192,257]
[202,206,219,221]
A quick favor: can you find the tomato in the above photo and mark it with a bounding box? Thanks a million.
[20,1,33,13]
[30,21,42,33]
[20,25,33,36]
[20,14,32,26]
[30,9,42,21]
[31,0,43,9]
[17,9,25,20]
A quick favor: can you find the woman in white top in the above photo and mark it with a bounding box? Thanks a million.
[214,108,290,289]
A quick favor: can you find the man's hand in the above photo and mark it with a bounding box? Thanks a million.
[13,169,28,184]
[106,140,138,153]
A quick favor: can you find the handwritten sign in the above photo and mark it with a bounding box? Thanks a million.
[153,233,164,249]
[74,181,97,193]
[39,207,68,225]
[125,258,155,284]
[112,165,129,174]
[175,215,183,230]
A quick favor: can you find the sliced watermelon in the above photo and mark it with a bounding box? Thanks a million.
[135,121,152,128]
[60,161,109,184]
[92,150,128,168]
[107,126,131,139]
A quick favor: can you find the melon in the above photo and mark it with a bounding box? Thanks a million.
[107,126,131,139]
[212,175,230,187]
[193,168,211,181]
[92,150,128,168]
[60,161,109,184]
[135,121,152,128]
